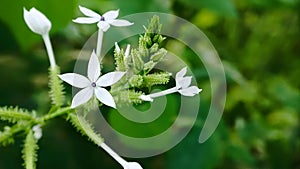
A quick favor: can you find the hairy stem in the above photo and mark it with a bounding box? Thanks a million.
[41,107,73,122]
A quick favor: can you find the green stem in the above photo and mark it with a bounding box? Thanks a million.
[40,107,73,122]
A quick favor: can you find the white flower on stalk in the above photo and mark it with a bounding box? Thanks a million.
[175,67,202,96]
[23,7,51,35]
[59,51,125,108]
[73,6,133,32]
[140,67,202,102]
[23,7,56,69]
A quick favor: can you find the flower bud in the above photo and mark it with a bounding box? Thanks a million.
[23,7,51,35]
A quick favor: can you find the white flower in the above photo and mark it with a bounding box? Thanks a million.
[32,125,42,140]
[175,67,202,96]
[59,51,125,108]
[140,67,202,102]
[23,7,51,35]
[73,6,133,32]
[23,7,57,69]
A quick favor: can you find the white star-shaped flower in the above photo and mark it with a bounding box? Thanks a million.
[73,6,133,32]
[140,67,202,102]
[59,51,125,108]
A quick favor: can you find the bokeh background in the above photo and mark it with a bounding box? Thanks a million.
[0,0,299,169]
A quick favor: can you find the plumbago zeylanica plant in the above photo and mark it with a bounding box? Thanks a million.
[0,5,202,169]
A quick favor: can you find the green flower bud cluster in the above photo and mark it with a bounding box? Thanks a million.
[111,16,171,105]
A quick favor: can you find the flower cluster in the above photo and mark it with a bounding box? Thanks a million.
[0,5,202,169]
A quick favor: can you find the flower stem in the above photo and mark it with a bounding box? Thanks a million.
[148,87,177,98]
[42,34,56,69]
[96,29,104,57]
[100,142,128,167]
[41,107,73,122]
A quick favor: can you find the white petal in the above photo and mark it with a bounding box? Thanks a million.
[176,76,192,89]
[96,71,125,87]
[97,21,110,32]
[94,87,116,108]
[58,73,90,88]
[110,19,134,27]
[178,86,202,96]
[175,67,187,79]
[73,17,99,24]
[115,42,120,53]
[71,87,93,108]
[124,162,143,169]
[139,95,153,102]
[88,51,100,82]
[124,44,131,58]
[103,9,119,20]
[78,5,100,18]
[23,7,51,35]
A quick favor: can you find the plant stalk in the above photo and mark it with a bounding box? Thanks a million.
[42,34,56,70]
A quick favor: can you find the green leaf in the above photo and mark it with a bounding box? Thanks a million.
[0,106,35,123]
[109,95,178,138]
[112,0,171,16]
[178,0,237,17]
[22,130,39,169]
[0,0,78,51]
[49,66,65,107]
[168,126,225,169]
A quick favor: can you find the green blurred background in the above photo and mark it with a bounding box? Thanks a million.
[0,0,299,169]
